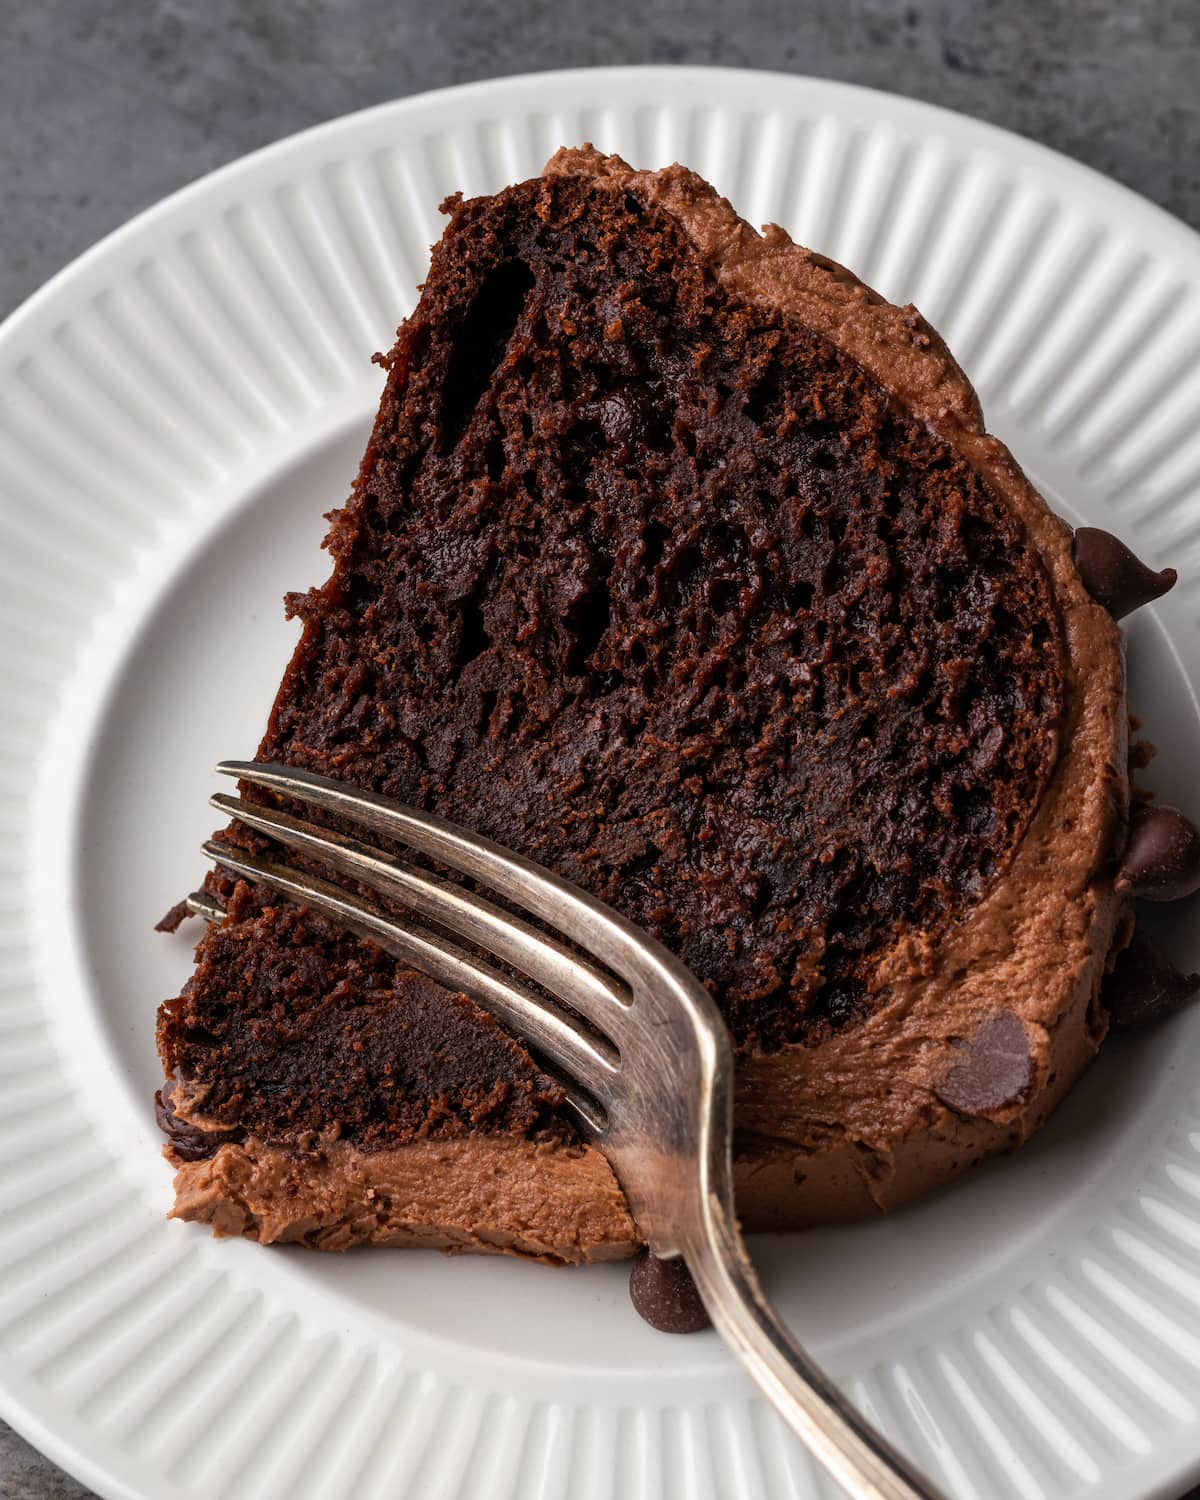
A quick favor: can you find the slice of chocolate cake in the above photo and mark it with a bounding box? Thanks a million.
[157,147,1133,1257]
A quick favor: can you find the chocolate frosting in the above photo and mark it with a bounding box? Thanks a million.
[168,1132,637,1262]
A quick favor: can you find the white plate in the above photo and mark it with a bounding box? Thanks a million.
[3,65,1200,1500]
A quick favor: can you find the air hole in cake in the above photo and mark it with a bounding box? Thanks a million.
[787,579,815,613]
[479,689,498,733]
[484,434,505,481]
[642,521,670,574]
[933,575,966,621]
[502,694,525,736]
[565,587,612,677]
[456,594,489,669]
[441,259,536,450]
[743,383,772,426]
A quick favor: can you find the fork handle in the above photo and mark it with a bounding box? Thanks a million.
[684,1198,948,1500]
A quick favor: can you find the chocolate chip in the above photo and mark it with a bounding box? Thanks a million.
[629,1250,711,1334]
[935,1012,1034,1116]
[1115,805,1200,902]
[1072,527,1176,620]
[596,389,664,456]
[1106,933,1200,1030]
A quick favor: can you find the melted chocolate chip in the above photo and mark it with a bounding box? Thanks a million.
[1115,805,1200,902]
[1072,528,1176,620]
[629,1250,711,1334]
[935,1012,1034,1116]
[154,1086,241,1162]
[1106,933,1200,1031]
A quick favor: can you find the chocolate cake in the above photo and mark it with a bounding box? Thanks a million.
[157,147,1137,1259]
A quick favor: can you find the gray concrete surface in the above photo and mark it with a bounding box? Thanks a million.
[2,0,1199,1496]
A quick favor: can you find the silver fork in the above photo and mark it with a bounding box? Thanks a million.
[194,759,945,1500]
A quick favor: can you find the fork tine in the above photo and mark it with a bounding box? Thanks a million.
[184,889,224,924]
[217,761,689,1000]
[202,839,613,1131]
[210,791,635,1036]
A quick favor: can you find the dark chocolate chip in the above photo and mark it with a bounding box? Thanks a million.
[1072,527,1176,620]
[935,1012,1034,1116]
[629,1250,711,1334]
[1106,933,1200,1031]
[597,389,662,454]
[1115,805,1200,902]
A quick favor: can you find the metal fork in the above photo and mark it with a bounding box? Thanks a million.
[194,759,944,1500]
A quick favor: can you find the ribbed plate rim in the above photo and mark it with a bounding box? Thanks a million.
[3,65,1200,1500]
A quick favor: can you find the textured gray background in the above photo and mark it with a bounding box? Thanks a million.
[2,0,1199,1496]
